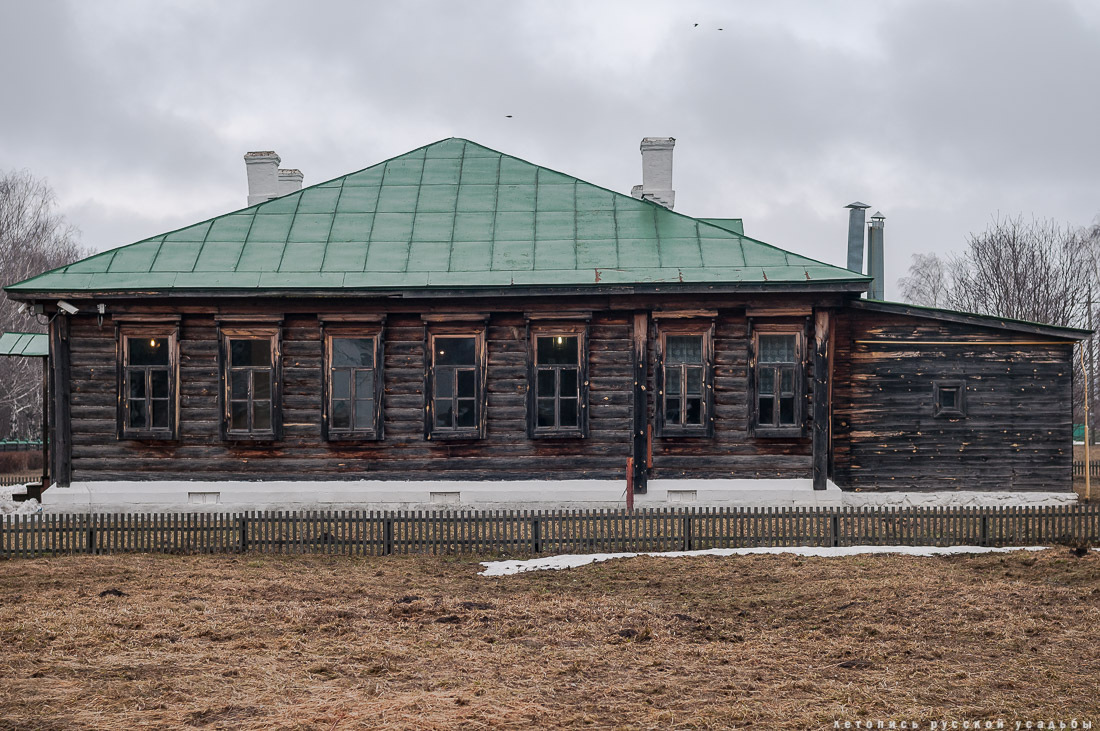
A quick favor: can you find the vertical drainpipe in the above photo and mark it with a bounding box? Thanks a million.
[867,211,885,300]
[845,202,870,275]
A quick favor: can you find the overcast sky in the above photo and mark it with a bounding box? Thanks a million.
[2,0,1098,297]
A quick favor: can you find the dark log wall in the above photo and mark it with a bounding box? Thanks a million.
[647,314,812,480]
[831,309,1074,492]
[68,309,637,481]
[63,299,823,483]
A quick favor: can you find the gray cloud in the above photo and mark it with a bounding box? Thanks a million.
[1,0,1097,298]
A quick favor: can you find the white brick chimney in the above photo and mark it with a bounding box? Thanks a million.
[244,151,303,206]
[631,137,676,209]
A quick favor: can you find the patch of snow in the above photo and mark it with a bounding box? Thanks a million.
[479,545,1052,576]
[0,482,42,516]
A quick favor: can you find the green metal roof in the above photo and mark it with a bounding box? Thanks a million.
[5,138,867,296]
[698,218,744,235]
[0,332,48,357]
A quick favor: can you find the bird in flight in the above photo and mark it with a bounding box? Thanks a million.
[505,115,513,118]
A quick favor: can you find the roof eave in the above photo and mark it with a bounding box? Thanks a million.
[850,298,1091,340]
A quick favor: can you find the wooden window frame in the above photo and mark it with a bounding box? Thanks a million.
[655,322,715,438]
[424,325,487,441]
[116,324,179,441]
[933,379,966,418]
[219,325,282,441]
[527,323,589,439]
[321,326,384,441]
[750,323,806,439]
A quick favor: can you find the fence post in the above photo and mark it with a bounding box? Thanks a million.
[86,517,96,555]
[531,516,541,554]
[980,512,990,547]
[238,515,248,553]
[830,513,839,548]
[384,516,394,556]
[682,512,693,551]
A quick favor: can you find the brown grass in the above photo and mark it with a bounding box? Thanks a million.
[1,550,1098,729]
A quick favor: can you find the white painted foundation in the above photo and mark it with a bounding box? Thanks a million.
[39,478,1078,513]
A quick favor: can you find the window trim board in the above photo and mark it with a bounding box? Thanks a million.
[424,325,487,441]
[218,325,282,442]
[655,321,715,438]
[321,326,385,441]
[749,321,808,439]
[115,323,180,441]
[527,323,589,439]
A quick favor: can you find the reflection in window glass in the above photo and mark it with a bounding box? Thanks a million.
[434,336,479,432]
[329,337,376,435]
[663,335,705,429]
[534,335,580,431]
[756,333,798,429]
[125,336,172,433]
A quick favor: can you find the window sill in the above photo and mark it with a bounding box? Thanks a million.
[120,431,177,442]
[427,430,483,442]
[225,432,279,443]
[657,428,713,439]
[325,431,381,442]
[531,429,586,440]
[753,426,805,439]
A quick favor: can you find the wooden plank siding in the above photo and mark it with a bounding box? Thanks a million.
[831,309,1075,492]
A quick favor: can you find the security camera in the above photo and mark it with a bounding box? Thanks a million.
[56,300,79,315]
[13,302,28,315]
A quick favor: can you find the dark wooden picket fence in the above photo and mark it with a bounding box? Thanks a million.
[0,474,38,488]
[1073,460,1100,478]
[2,505,1098,559]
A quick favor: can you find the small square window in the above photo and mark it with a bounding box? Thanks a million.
[933,380,966,417]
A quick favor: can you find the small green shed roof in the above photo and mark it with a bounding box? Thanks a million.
[6,138,868,297]
[0,332,48,357]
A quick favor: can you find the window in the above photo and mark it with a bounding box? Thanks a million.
[324,332,382,440]
[933,380,965,417]
[119,327,178,439]
[753,329,803,437]
[530,328,587,437]
[221,328,280,440]
[426,330,485,439]
[657,327,713,437]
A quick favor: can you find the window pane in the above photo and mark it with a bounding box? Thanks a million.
[435,398,453,428]
[759,335,795,364]
[536,336,577,365]
[129,372,146,400]
[537,369,556,397]
[230,401,248,431]
[230,339,270,368]
[759,369,775,395]
[354,399,374,430]
[150,370,169,399]
[537,397,555,427]
[128,400,147,429]
[780,368,793,394]
[559,369,578,397]
[779,397,795,425]
[231,371,249,400]
[332,338,373,368]
[759,396,774,425]
[559,398,578,427]
[355,370,374,398]
[665,398,681,425]
[253,401,271,431]
[332,370,351,399]
[938,387,959,410]
[456,399,476,428]
[685,397,703,425]
[456,369,476,398]
[665,367,681,395]
[129,337,169,366]
[435,370,453,398]
[685,367,703,395]
[253,370,271,401]
[151,400,169,429]
[332,400,351,429]
[666,335,702,363]
[435,337,476,366]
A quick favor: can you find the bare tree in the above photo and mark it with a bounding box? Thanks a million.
[0,170,87,440]
[898,215,1096,329]
[898,252,949,308]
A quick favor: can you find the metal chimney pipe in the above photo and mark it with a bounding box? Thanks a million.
[845,202,870,274]
[867,211,885,300]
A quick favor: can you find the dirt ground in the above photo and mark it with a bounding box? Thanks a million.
[1,550,1098,730]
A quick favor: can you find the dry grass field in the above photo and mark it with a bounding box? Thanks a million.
[1,549,1099,729]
